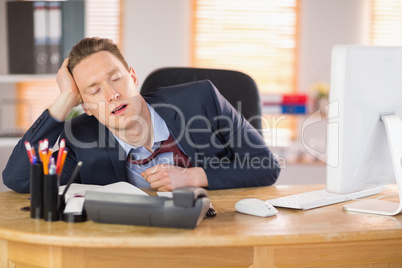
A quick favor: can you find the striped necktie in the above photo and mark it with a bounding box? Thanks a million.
[126,135,192,168]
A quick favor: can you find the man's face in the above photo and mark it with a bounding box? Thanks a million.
[72,51,144,132]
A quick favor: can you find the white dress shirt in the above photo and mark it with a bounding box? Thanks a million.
[113,104,174,188]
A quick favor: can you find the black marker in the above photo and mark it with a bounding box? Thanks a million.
[58,161,83,215]
[61,161,83,198]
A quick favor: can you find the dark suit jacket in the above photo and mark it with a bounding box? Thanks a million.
[3,80,280,193]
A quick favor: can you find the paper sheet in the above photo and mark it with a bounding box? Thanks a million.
[64,197,85,214]
[59,181,148,201]
[157,191,173,198]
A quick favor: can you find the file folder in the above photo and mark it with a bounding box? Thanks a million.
[7,1,48,74]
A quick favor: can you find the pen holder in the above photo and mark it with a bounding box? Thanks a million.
[30,163,44,219]
[43,174,60,222]
[58,194,66,215]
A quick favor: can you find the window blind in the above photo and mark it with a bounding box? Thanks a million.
[16,81,60,129]
[86,0,121,44]
[371,0,402,45]
[192,0,299,95]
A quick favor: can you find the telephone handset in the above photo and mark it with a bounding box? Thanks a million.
[173,186,208,208]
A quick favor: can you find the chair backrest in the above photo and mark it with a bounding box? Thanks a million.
[140,67,262,135]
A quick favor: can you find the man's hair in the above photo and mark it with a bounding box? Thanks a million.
[68,37,129,74]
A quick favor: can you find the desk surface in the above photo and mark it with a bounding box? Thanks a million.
[0,184,401,249]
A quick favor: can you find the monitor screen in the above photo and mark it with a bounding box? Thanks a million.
[326,45,402,195]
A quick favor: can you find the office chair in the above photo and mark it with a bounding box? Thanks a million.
[140,67,263,135]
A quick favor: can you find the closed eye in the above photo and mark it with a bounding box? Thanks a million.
[111,74,122,82]
[91,88,101,95]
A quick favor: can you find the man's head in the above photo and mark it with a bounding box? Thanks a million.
[68,37,146,138]
[68,37,129,75]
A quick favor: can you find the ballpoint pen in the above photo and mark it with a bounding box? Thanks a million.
[61,161,83,197]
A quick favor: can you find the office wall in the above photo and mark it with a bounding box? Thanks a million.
[298,0,370,92]
[293,0,370,185]
[122,0,191,88]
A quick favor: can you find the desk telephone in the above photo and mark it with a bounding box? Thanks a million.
[84,186,211,229]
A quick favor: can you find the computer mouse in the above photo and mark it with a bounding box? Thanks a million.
[235,198,278,217]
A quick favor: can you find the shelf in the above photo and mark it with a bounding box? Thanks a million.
[0,74,56,83]
[0,137,20,147]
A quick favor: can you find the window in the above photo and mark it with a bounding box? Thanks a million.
[191,0,299,95]
[86,0,122,44]
[191,0,299,146]
[371,0,402,45]
[16,81,60,130]
[16,0,122,131]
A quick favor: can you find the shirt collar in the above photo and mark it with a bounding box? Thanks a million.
[113,103,170,156]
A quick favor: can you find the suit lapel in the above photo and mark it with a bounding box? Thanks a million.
[145,95,198,164]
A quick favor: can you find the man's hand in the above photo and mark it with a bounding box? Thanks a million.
[48,58,82,121]
[141,165,208,192]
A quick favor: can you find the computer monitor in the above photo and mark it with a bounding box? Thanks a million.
[326,45,402,215]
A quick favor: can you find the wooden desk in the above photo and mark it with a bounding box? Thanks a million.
[1,184,402,268]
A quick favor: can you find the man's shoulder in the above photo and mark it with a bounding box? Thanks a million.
[63,113,108,145]
[144,79,218,103]
[67,113,101,133]
[69,112,97,125]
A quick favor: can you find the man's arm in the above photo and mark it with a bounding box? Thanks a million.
[2,59,82,193]
[2,111,65,192]
[200,81,281,189]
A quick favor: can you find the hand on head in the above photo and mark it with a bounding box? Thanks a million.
[57,58,82,105]
[48,58,83,121]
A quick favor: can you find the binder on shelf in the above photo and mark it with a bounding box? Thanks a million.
[7,1,48,74]
[282,94,308,105]
[61,1,85,61]
[262,105,307,115]
[6,0,85,75]
[47,2,62,74]
[261,93,309,114]
[34,2,48,74]
[261,93,308,105]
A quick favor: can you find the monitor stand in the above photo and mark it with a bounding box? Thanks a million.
[343,114,402,216]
